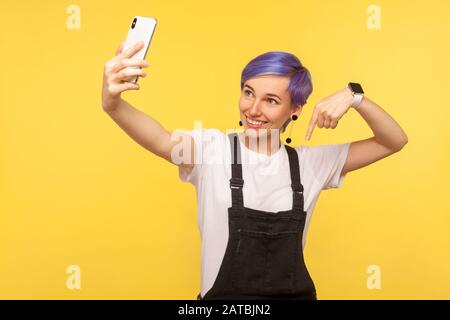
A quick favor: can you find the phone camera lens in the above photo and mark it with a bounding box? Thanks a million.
[131,18,137,29]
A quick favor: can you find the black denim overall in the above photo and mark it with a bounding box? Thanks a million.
[197,133,317,300]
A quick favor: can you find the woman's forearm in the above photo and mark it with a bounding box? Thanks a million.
[104,98,175,162]
[353,95,408,150]
[101,41,193,166]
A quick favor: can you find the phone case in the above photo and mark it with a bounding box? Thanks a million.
[122,16,157,83]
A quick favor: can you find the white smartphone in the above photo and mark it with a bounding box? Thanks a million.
[122,16,157,83]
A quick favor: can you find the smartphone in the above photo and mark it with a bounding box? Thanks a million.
[122,16,157,83]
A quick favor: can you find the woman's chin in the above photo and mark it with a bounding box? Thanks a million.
[244,127,269,138]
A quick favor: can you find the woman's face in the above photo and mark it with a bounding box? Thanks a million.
[238,74,301,139]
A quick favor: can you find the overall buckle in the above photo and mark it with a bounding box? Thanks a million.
[291,183,303,194]
[230,178,244,189]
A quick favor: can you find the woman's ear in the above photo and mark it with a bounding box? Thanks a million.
[292,105,302,118]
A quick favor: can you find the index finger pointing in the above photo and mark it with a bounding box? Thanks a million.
[305,109,319,141]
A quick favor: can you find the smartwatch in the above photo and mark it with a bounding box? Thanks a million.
[347,82,364,109]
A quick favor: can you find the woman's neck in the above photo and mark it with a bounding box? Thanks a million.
[238,132,282,156]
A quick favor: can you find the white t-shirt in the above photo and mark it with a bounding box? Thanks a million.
[178,128,350,297]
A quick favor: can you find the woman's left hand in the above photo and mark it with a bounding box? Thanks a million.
[305,87,355,141]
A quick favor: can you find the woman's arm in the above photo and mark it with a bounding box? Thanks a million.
[104,99,194,167]
[305,87,408,175]
[353,94,408,150]
[341,94,408,175]
[102,41,194,169]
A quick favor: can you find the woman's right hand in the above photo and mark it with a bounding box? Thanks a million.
[102,40,149,112]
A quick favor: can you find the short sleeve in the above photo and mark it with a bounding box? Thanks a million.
[177,128,223,186]
[301,142,351,190]
[177,129,204,185]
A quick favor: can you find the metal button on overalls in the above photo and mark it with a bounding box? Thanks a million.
[197,133,317,300]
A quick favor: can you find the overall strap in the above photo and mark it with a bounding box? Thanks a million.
[285,145,305,212]
[228,133,244,208]
[227,133,304,212]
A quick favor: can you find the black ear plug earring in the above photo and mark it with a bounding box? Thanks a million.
[239,121,243,126]
[285,114,298,144]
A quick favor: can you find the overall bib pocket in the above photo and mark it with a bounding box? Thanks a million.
[231,228,299,295]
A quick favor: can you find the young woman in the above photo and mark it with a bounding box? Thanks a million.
[102,41,408,300]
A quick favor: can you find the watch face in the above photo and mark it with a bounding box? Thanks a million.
[349,82,364,94]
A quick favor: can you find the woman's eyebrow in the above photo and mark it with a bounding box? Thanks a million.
[244,84,282,101]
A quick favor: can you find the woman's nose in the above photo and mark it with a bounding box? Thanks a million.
[249,100,263,115]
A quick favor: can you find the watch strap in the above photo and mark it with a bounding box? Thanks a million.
[347,82,364,109]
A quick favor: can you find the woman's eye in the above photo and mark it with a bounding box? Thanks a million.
[268,98,278,105]
[244,90,253,97]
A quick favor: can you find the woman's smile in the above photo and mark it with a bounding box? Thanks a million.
[245,115,268,128]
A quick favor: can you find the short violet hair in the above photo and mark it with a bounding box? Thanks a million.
[240,51,313,132]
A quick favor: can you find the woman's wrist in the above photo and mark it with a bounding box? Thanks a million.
[102,96,123,113]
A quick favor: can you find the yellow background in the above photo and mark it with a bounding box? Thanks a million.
[1,0,449,299]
